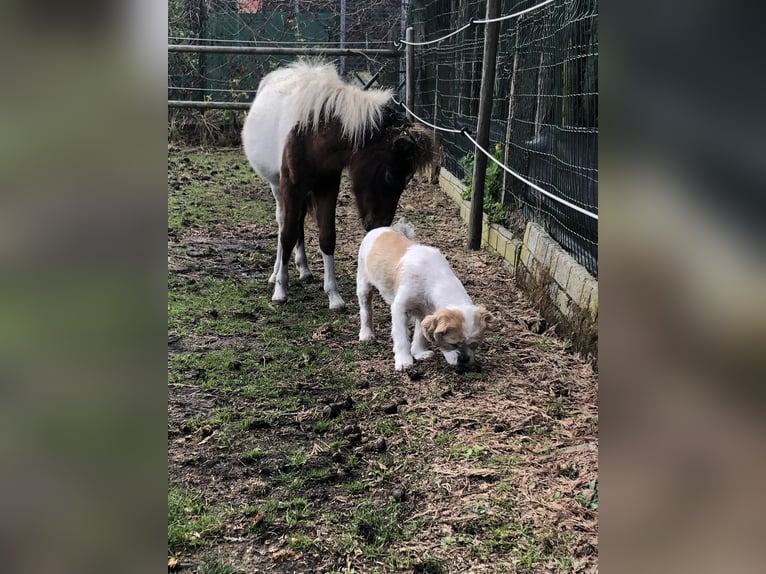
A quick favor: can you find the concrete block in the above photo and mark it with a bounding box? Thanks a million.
[495,233,507,258]
[520,245,533,269]
[565,265,589,300]
[523,223,536,254]
[588,285,599,317]
[534,236,550,266]
[507,241,522,270]
[553,258,574,290]
[545,244,560,271]
[555,289,572,317]
[488,227,499,251]
[579,278,598,310]
[498,226,514,243]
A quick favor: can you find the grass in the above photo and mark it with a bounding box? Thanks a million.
[350,500,406,557]
[168,486,224,550]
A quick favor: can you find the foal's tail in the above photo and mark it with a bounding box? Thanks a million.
[392,217,416,240]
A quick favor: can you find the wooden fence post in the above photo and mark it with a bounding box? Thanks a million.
[501,16,522,206]
[405,26,415,120]
[467,0,501,250]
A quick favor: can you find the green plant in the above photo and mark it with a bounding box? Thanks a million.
[575,479,598,510]
[458,144,508,224]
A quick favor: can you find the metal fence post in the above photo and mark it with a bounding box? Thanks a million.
[467,0,501,250]
[405,26,415,120]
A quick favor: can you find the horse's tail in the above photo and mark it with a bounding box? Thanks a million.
[392,217,416,240]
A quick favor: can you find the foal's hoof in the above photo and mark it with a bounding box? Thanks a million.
[271,297,287,307]
[298,271,314,282]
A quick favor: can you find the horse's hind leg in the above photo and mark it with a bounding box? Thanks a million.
[268,183,282,287]
[314,179,345,310]
[294,201,312,281]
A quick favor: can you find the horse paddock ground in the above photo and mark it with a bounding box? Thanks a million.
[168,146,598,573]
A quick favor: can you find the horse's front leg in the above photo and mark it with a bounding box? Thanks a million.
[314,180,345,310]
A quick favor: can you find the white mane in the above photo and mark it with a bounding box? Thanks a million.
[284,61,393,149]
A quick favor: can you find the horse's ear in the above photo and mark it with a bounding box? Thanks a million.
[399,124,435,169]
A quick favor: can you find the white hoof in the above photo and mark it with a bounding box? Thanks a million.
[359,330,375,342]
[328,292,346,311]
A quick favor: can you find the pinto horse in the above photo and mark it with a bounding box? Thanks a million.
[242,61,433,309]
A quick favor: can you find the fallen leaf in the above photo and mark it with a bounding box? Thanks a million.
[272,549,302,561]
[168,557,181,570]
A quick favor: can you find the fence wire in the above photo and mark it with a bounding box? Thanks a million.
[409,0,598,276]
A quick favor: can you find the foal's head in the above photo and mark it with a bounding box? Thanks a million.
[348,113,434,231]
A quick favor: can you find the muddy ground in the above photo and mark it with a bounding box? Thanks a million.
[168,147,598,573]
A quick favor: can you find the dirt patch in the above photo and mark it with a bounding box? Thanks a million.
[168,147,597,573]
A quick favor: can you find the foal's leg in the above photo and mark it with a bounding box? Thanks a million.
[273,180,304,306]
[294,201,312,281]
[314,176,345,310]
[268,183,282,286]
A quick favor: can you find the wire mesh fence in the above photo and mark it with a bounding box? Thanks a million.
[168,0,407,107]
[409,0,598,275]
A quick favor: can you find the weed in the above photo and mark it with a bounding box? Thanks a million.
[240,448,264,463]
[534,337,559,352]
[285,448,309,467]
[346,453,360,469]
[447,444,486,461]
[346,480,368,495]
[434,432,455,447]
[284,498,313,527]
[575,479,598,510]
[547,397,565,419]
[313,419,333,433]
[351,501,404,557]
[274,470,306,491]
[459,144,508,224]
[307,467,332,481]
[289,533,320,551]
